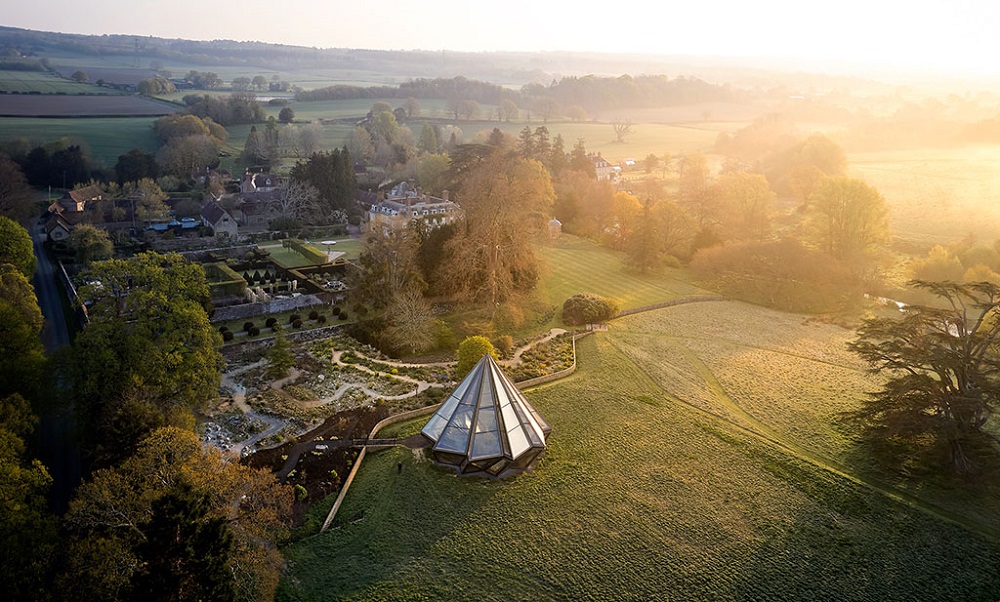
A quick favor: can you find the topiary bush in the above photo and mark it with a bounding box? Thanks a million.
[332,306,342,316]
[222,330,234,342]
[317,315,327,324]
[248,326,260,337]
[456,336,498,378]
[288,314,301,324]
[243,321,255,333]
[562,293,620,326]
[309,310,319,321]
[219,326,229,334]
[266,317,277,328]
[292,319,303,328]
[339,312,348,321]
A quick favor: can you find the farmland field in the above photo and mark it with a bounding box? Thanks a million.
[0,116,159,166]
[850,145,1000,247]
[0,69,117,94]
[0,94,176,117]
[278,307,1000,601]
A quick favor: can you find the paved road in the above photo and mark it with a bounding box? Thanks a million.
[30,223,79,513]
[31,223,71,352]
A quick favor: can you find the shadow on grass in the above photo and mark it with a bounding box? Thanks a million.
[277,446,503,600]
[724,432,1000,601]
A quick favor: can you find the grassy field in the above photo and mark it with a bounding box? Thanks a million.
[0,116,159,166]
[0,95,176,117]
[278,311,1000,601]
[0,69,118,94]
[850,145,1000,248]
[535,234,712,312]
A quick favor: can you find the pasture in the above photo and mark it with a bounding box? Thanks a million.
[850,145,1000,247]
[0,95,176,117]
[0,116,159,166]
[0,69,117,94]
[278,306,1000,600]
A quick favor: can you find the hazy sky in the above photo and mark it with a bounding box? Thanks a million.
[7,0,1000,75]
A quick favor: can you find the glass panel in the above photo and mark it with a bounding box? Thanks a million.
[507,426,530,458]
[451,405,474,430]
[436,424,470,453]
[475,408,497,433]
[421,414,448,441]
[478,370,495,408]
[470,430,501,460]
[500,402,519,433]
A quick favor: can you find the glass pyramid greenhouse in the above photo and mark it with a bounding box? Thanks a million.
[421,354,551,477]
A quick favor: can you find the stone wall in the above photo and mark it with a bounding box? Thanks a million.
[212,294,329,322]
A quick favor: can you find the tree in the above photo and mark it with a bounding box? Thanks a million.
[157,135,221,177]
[0,155,35,223]
[0,216,35,277]
[443,154,554,306]
[416,153,451,196]
[456,336,497,377]
[383,287,437,355]
[565,105,588,122]
[278,106,295,124]
[0,264,46,400]
[497,99,518,122]
[251,75,268,91]
[848,280,1000,473]
[562,293,620,326]
[114,148,158,184]
[418,123,439,153]
[644,154,659,174]
[403,96,421,118]
[231,76,251,91]
[807,176,890,262]
[275,180,321,224]
[137,77,175,96]
[0,393,57,602]
[289,149,357,218]
[266,331,294,379]
[714,172,775,242]
[62,427,292,602]
[74,253,221,468]
[130,178,170,223]
[67,224,113,265]
[612,117,633,143]
[70,70,88,83]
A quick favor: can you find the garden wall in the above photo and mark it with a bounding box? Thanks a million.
[212,294,328,322]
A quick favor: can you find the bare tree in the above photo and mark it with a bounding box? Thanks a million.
[612,117,633,143]
[276,180,321,223]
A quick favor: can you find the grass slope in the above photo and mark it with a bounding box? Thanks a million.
[536,234,713,312]
[278,322,1000,601]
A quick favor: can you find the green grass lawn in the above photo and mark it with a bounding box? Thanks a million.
[278,322,1000,601]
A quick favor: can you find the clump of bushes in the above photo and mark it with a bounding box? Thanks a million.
[243,321,255,333]
[562,293,620,326]
[456,336,498,377]
[494,335,514,358]
[288,314,301,324]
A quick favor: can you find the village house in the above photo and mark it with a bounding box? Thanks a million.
[591,153,620,182]
[201,200,239,239]
[44,184,105,241]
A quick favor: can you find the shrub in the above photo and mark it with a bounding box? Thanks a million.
[339,312,348,320]
[243,321,255,333]
[248,326,260,336]
[222,330,234,342]
[332,306,342,316]
[265,317,277,328]
[317,315,327,324]
[288,314,301,324]
[294,484,308,501]
[456,336,498,377]
[494,335,514,358]
[691,238,862,313]
[562,293,620,326]
[292,319,303,328]
[219,326,229,333]
[309,310,319,320]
